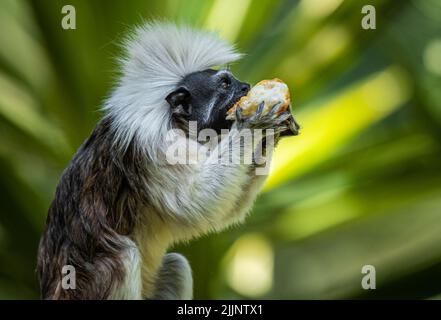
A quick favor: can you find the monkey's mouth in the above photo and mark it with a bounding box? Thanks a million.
[223,101,241,130]
[224,94,245,120]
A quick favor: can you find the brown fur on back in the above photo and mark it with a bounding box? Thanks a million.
[37,117,146,299]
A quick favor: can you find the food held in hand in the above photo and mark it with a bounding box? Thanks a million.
[226,78,290,120]
[226,78,299,135]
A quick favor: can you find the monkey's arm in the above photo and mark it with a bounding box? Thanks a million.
[157,109,289,234]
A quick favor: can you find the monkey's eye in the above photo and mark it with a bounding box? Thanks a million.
[220,76,231,89]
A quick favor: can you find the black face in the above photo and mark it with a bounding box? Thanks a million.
[166,69,250,133]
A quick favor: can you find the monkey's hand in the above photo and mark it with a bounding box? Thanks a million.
[235,101,292,133]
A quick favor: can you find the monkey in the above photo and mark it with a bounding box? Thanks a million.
[36,22,298,300]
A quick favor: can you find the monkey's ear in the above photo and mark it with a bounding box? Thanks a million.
[166,87,191,116]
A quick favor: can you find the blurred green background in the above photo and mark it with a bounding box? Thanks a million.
[0,0,441,299]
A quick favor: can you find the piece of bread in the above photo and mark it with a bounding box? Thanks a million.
[226,78,291,120]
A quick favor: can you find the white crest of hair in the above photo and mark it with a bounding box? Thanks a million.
[103,21,242,159]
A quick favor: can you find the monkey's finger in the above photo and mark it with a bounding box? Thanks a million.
[260,102,285,124]
[235,106,243,122]
[256,101,265,118]
[277,111,291,123]
[248,102,265,125]
[267,102,283,117]
[274,102,286,115]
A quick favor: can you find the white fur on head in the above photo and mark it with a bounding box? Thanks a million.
[104,21,242,158]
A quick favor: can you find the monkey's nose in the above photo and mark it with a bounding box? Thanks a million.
[241,83,250,93]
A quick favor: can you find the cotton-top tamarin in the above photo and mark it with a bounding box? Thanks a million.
[37,22,298,300]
